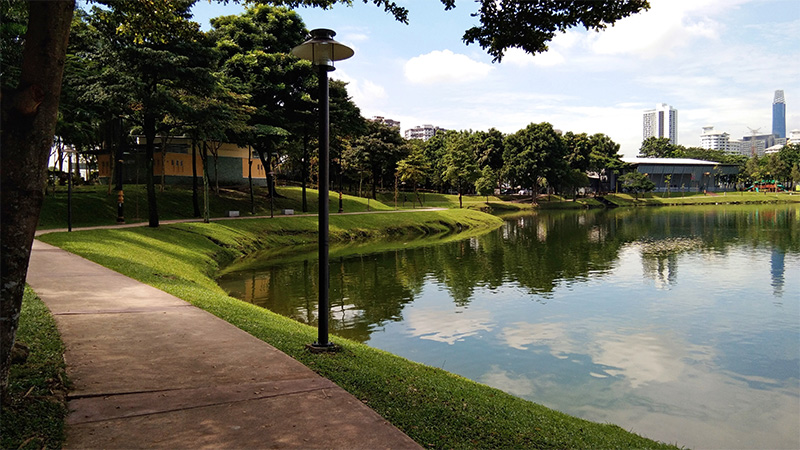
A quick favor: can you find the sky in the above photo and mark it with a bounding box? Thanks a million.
[191,0,800,157]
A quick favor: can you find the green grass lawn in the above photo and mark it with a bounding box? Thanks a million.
[38,184,393,230]
[1,287,69,450]
[376,191,518,209]
[37,210,679,449]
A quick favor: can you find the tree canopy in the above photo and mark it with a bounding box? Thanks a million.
[450,0,650,61]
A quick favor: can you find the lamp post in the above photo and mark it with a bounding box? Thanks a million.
[292,29,353,351]
[115,116,125,223]
[65,147,77,232]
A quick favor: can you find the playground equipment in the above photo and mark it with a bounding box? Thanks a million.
[746,180,786,192]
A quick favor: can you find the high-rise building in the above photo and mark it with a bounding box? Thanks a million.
[772,90,786,139]
[643,103,678,145]
[404,124,446,141]
[788,129,800,144]
[700,126,730,151]
[741,134,773,157]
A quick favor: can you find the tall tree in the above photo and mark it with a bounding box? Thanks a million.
[639,136,683,158]
[475,166,498,204]
[778,143,800,187]
[210,5,312,199]
[587,133,624,193]
[442,131,480,208]
[88,1,216,227]
[503,122,564,204]
[350,120,409,199]
[473,128,505,171]
[562,132,592,172]
[619,171,655,197]
[328,79,366,209]
[0,0,75,403]
[396,147,430,207]
[422,130,451,193]
[56,10,106,176]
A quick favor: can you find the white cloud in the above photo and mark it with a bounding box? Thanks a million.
[502,31,580,67]
[405,305,493,345]
[340,32,369,43]
[404,49,493,84]
[500,322,577,356]
[503,48,565,67]
[588,0,733,57]
[330,70,387,111]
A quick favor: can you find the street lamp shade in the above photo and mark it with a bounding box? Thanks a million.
[291,28,353,69]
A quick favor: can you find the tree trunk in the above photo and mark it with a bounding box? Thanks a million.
[266,150,274,198]
[160,135,168,192]
[0,0,74,403]
[256,147,270,197]
[248,145,254,215]
[202,142,210,223]
[213,152,219,195]
[106,120,115,196]
[192,139,200,218]
[144,113,159,227]
[301,138,308,212]
[371,168,378,200]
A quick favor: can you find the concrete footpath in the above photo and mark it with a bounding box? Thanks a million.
[26,240,421,449]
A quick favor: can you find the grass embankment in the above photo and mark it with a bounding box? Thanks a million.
[376,191,517,209]
[38,184,393,230]
[37,210,678,449]
[1,287,69,450]
[603,191,800,207]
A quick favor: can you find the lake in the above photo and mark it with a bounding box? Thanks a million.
[217,204,800,449]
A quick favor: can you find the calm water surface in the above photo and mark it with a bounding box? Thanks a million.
[218,204,800,449]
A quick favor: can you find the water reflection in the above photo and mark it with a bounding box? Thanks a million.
[217,205,800,450]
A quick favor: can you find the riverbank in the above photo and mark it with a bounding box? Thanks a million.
[538,191,800,209]
[602,191,800,207]
[34,209,678,449]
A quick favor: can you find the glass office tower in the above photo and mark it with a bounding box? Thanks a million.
[773,90,786,139]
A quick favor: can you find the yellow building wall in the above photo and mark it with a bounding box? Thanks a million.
[242,156,267,179]
[98,154,111,178]
[153,153,204,176]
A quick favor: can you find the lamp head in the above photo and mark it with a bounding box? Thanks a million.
[291,28,354,70]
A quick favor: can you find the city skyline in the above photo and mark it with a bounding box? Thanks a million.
[191,0,800,157]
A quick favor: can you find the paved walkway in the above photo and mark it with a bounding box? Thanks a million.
[27,240,421,449]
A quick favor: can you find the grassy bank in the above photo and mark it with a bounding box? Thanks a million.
[1,287,69,450]
[603,191,800,207]
[38,184,393,230]
[37,209,677,449]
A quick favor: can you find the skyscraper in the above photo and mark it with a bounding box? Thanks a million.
[643,103,678,146]
[772,90,786,139]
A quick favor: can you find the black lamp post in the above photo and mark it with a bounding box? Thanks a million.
[292,29,353,351]
[66,148,75,232]
[115,116,125,223]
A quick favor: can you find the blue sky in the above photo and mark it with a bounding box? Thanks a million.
[192,0,800,157]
